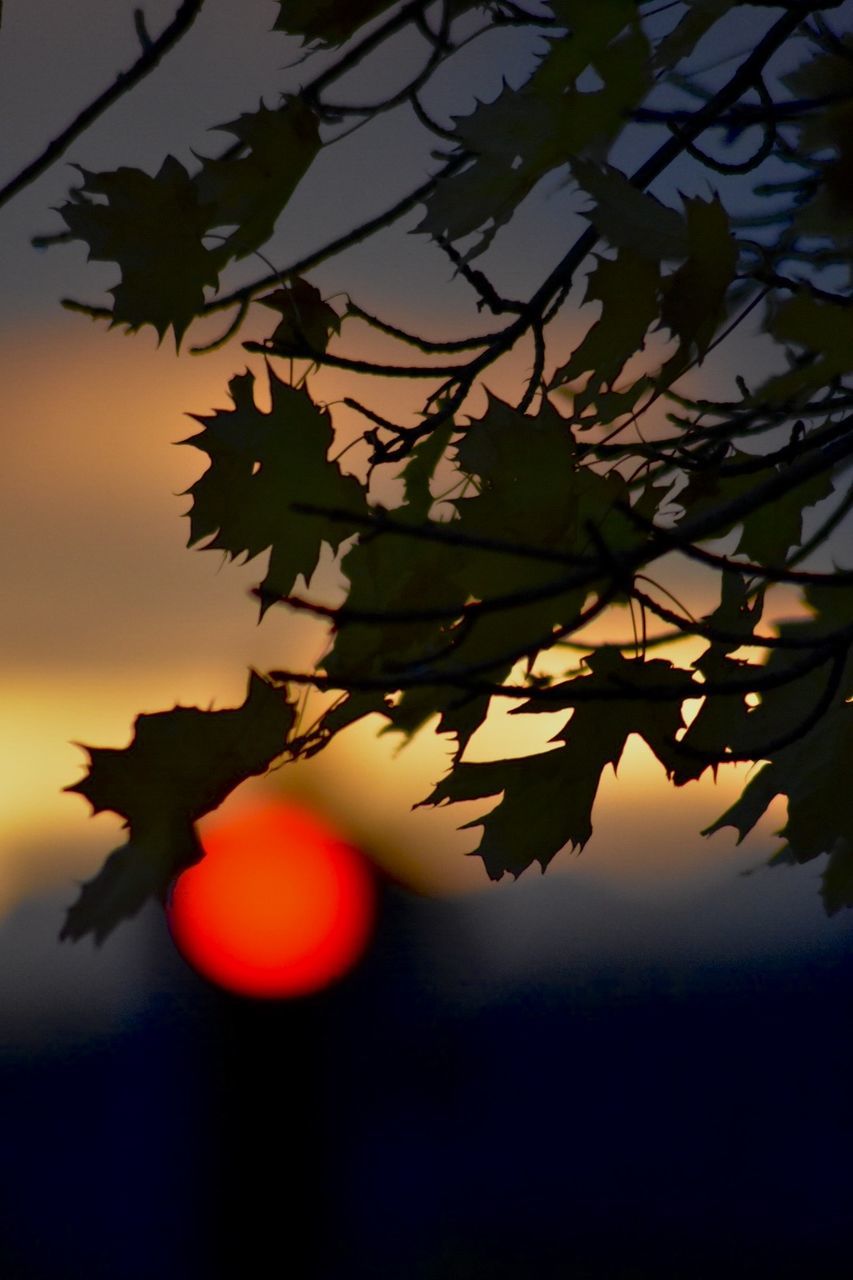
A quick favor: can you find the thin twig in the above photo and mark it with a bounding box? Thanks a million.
[0,0,206,211]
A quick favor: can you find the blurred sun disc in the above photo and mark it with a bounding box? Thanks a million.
[167,802,375,998]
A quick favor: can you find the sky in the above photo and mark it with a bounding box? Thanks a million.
[1,0,850,964]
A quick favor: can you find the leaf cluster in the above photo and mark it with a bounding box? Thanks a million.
[16,0,851,938]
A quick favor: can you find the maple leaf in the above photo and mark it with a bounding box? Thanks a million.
[423,650,689,879]
[703,585,853,910]
[719,583,853,762]
[58,156,224,345]
[322,398,619,755]
[704,704,853,914]
[659,194,737,358]
[652,0,735,71]
[550,249,661,400]
[399,418,455,521]
[365,395,636,754]
[670,575,765,786]
[195,99,320,261]
[259,278,341,357]
[781,34,853,245]
[417,88,565,258]
[674,445,835,567]
[326,529,463,675]
[272,0,478,47]
[184,365,368,608]
[758,294,853,402]
[62,673,294,944]
[782,22,853,217]
[386,585,587,752]
[737,468,835,566]
[454,393,634,587]
[571,159,689,262]
[418,2,649,257]
[272,0,400,47]
[320,421,467,741]
[322,510,466,728]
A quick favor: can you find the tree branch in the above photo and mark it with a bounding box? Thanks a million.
[0,0,206,211]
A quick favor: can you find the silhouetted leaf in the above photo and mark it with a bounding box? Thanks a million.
[62,673,294,943]
[184,365,368,606]
[551,249,661,398]
[652,0,734,71]
[195,99,320,260]
[674,447,834,566]
[759,294,853,401]
[322,422,464,715]
[371,396,639,752]
[400,418,455,520]
[424,650,689,878]
[59,157,225,345]
[419,2,649,256]
[324,519,463,690]
[737,467,834,565]
[273,0,409,47]
[671,576,764,785]
[705,704,853,914]
[273,0,478,47]
[259,278,341,356]
[660,194,737,357]
[571,159,689,261]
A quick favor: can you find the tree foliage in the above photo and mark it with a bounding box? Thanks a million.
[8,0,853,940]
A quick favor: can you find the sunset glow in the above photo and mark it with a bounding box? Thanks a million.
[167,802,375,998]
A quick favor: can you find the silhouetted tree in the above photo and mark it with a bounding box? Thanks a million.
[4,1,850,937]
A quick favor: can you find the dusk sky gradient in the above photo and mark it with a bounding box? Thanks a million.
[5,10,853,1279]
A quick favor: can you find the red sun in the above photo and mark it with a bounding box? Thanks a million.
[167,802,375,998]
